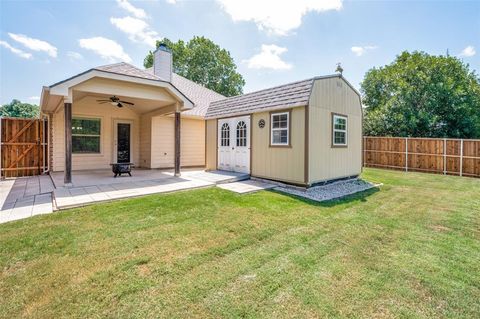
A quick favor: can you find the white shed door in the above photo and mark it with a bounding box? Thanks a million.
[217,116,250,173]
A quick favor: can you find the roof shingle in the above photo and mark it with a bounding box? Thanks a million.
[205,78,314,118]
[92,62,224,117]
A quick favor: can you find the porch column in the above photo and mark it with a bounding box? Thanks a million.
[64,102,72,185]
[174,111,181,176]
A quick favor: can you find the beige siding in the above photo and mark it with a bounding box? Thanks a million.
[52,96,140,171]
[150,116,205,168]
[308,77,362,184]
[139,115,152,168]
[52,96,205,171]
[181,118,205,167]
[205,119,217,170]
[251,107,306,184]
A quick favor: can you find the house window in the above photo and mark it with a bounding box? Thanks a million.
[236,121,247,147]
[332,114,347,146]
[271,112,289,146]
[221,123,230,147]
[72,118,101,153]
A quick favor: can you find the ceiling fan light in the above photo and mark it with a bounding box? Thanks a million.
[110,102,117,106]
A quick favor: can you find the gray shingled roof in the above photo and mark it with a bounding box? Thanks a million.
[94,62,225,117]
[205,78,315,118]
[144,67,225,117]
[95,63,160,81]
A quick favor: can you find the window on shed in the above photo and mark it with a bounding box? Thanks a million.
[270,112,289,146]
[221,122,230,146]
[236,121,247,147]
[332,114,347,146]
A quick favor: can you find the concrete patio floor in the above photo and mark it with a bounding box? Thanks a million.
[0,169,251,223]
[51,169,249,209]
[0,175,55,223]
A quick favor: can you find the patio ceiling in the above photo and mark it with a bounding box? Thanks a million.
[72,91,174,115]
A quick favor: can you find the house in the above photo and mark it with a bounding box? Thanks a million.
[40,45,362,187]
[40,45,223,185]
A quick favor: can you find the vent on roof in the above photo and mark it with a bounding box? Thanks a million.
[153,44,172,82]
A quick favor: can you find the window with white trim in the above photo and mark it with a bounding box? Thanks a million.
[221,123,230,146]
[270,112,289,145]
[332,114,347,146]
[72,118,101,153]
[236,121,247,147]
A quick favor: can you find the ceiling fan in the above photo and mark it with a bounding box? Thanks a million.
[96,96,134,108]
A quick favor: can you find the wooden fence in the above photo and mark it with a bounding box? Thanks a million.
[363,136,480,178]
[0,117,49,178]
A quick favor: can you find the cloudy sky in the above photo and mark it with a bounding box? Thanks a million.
[0,0,478,104]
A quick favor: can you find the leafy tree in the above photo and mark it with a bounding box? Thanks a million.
[1,99,39,118]
[361,51,480,138]
[144,36,245,97]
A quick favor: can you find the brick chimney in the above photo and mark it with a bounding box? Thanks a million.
[153,43,172,82]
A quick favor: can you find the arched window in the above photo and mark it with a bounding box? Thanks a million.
[236,121,247,147]
[221,123,230,146]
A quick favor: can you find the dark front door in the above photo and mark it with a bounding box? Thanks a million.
[117,123,130,163]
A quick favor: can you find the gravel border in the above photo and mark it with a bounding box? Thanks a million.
[275,178,381,202]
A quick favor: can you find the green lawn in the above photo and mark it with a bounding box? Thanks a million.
[0,168,479,318]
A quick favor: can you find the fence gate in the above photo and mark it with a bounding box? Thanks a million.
[1,117,49,178]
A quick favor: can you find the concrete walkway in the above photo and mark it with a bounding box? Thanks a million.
[217,180,276,194]
[0,175,54,224]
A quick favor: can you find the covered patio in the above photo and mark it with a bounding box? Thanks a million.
[40,64,194,186]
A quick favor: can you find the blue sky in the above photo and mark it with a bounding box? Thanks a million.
[0,0,479,105]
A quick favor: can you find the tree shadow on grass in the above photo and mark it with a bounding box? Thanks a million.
[269,186,381,208]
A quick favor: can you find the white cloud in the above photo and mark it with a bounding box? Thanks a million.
[351,45,377,56]
[110,16,159,47]
[67,51,83,60]
[78,37,132,63]
[0,40,32,59]
[117,0,147,19]
[29,96,40,101]
[216,0,342,36]
[244,44,292,70]
[459,45,476,57]
[166,0,177,3]
[8,33,57,57]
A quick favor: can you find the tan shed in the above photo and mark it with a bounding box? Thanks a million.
[205,75,363,187]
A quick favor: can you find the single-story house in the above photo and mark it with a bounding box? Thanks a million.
[40,45,362,187]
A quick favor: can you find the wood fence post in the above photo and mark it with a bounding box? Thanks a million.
[443,138,447,175]
[460,139,463,177]
[405,137,408,172]
[363,136,366,167]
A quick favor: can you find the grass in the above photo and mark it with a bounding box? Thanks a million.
[0,168,479,318]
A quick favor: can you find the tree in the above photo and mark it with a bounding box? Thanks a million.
[1,99,39,118]
[361,51,480,138]
[144,36,245,97]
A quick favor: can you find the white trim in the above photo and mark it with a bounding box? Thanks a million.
[270,112,289,146]
[332,114,348,146]
[71,116,102,155]
[44,69,193,111]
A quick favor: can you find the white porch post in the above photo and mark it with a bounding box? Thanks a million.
[64,101,72,185]
[174,111,181,176]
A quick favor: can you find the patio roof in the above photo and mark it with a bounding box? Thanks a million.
[40,64,194,113]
